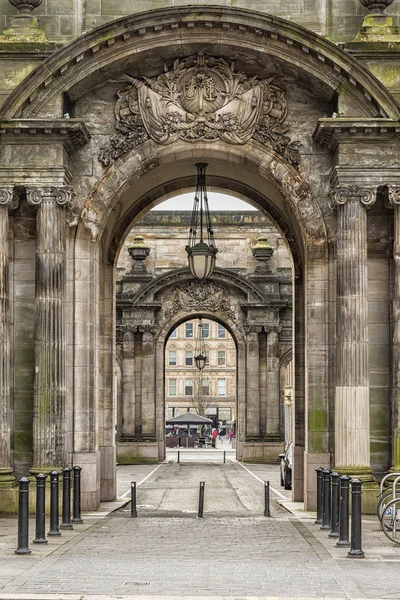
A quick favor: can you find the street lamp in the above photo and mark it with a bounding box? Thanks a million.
[186,163,218,279]
[194,319,207,371]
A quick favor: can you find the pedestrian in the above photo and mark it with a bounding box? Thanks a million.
[228,431,234,444]
[212,428,218,448]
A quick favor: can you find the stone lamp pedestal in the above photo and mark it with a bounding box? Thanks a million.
[0,0,52,50]
[251,236,274,273]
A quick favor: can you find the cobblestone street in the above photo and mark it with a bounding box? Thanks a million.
[0,456,399,600]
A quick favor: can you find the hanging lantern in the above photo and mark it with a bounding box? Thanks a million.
[186,163,218,280]
[194,319,207,371]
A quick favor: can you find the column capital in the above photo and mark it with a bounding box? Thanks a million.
[329,186,377,209]
[265,325,282,334]
[386,185,400,207]
[0,187,19,210]
[26,186,75,209]
[244,325,263,335]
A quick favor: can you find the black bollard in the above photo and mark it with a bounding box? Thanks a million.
[198,481,205,517]
[48,470,61,536]
[337,475,350,547]
[223,451,226,464]
[264,481,270,517]
[348,478,365,558]
[72,466,83,524]
[320,468,331,530]
[131,481,137,518]
[329,472,340,538]
[15,477,31,555]
[315,467,324,524]
[33,473,47,544]
[177,450,180,464]
[60,467,73,530]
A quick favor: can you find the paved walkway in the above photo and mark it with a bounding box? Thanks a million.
[0,453,399,600]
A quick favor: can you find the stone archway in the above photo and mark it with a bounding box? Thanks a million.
[1,5,400,514]
[116,268,290,464]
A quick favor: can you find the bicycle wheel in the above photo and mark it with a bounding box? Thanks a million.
[377,488,398,520]
[381,498,400,544]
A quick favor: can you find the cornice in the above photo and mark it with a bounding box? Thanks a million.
[0,119,91,151]
[313,117,400,151]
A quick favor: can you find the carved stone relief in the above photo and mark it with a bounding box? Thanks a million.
[165,280,237,323]
[99,53,301,168]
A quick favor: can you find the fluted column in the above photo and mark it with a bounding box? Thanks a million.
[266,327,281,439]
[246,327,261,438]
[141,327,156,438]
[387,186,400,472]
[27,187,74,471]
[331,186,375,475]
[0,188,18,484]
[121,330,135,437]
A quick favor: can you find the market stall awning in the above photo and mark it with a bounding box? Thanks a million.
[166,412,213,425]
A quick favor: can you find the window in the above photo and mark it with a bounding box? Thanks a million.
[217,378,226,396]
[217,324,226,339]
[201,378,210,395]
[201,322,210,338]
[168,350,177,366]
[169,328,177,338]
[185,350,193,366]
[185,323,194,338]
[185,378,193,396]
[217,350,226,366]
[205,351,210,367]
[168,379,177,396]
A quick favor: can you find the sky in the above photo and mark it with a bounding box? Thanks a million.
[151,192,257,211]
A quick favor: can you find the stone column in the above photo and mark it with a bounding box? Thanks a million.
[121,330,135,436]
[27,187,74,471]
[0,188,18,484]
[245,327,261,438]
[266,326,281,439]
[387,186,400,472]
[141,327,156,438]
[331,186,375,477]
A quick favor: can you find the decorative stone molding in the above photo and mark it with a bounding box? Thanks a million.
[313,118,400,151]
[0,187,19,209]
[329,186,376,208]
[0,120,91,152]
[165,280,236,322]
[27,186,75,209]
[99,52,301,168]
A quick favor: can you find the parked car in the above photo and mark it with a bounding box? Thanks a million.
[279,443,293,490]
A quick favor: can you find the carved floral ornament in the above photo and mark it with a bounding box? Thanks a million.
[165,280,236,323]
[99,53,301,168]
[329,186,377,208]
[386,185,400,206]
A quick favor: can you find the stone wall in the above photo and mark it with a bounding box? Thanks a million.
[0,0,397,43]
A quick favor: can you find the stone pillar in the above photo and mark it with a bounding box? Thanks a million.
[331,186,375,478]
[266,327,281,439]
[0,188,18,485]
[27,187,74,471]
[141,327,156,438]
[245,327,261,438]
[121,330,135,436]
[387,186,400,472]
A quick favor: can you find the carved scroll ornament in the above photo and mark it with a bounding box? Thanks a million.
[166,280,236,323]
[99,53,301,168]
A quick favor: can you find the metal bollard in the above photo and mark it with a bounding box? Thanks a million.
[33,473,47,544]
[315,467,324,524]
[60,467,73,530]
[131,481,137,518]
[337,475,350,547]
[329,472,340,538]
[48,470,61,536]
[177,450,180,464]
[223,451,226,463]
[264,481,270,517]
[72,466,83,524]
[198,481,205,517]
[348,478,365,558]
[15,477,31,555]
[320,468,331,530]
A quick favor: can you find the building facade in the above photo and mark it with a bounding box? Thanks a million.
[1,0,400,512]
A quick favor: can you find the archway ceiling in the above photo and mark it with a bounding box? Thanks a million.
[0,6,398,119]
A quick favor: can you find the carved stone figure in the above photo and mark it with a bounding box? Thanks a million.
[165,280,236,322]
[99,53,301,168]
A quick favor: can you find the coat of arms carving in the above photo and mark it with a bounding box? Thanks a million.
[99,53,301,168]
[165,280,236,323]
